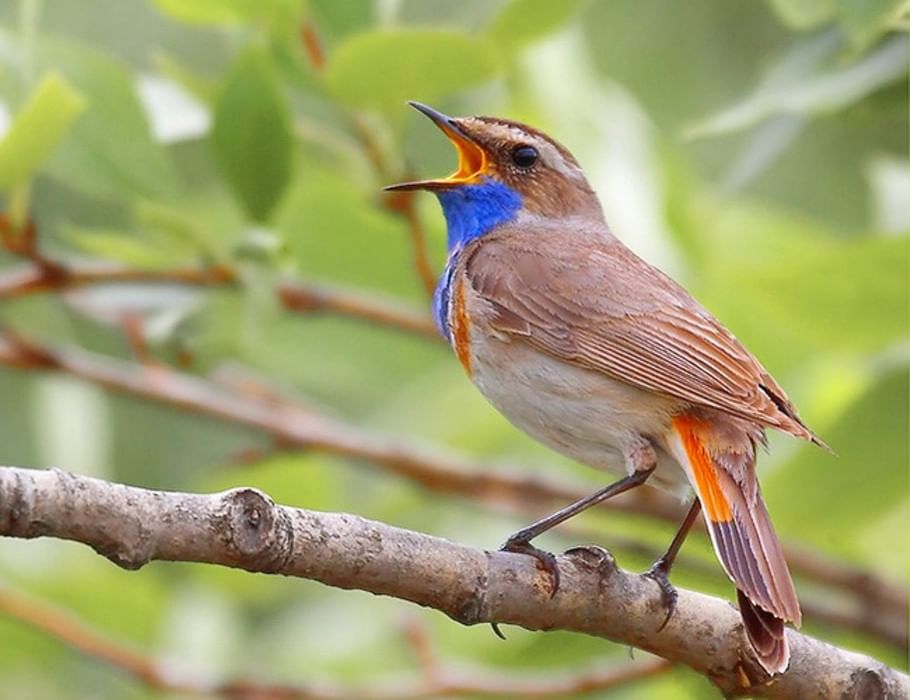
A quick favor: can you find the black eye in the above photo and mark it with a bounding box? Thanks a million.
[511,145,538,168]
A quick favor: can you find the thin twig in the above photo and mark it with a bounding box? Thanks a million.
[299,19,325,73]
[343,97,437,297]
[0,213,66,276]
[384,189,437,297]
[0,584,197,692]
[401,617,442,681]
[0,582,671,699]
[0,262,438,339]
[782,542,908,614]
[276,281,437,338]
[298,14,436,297]
[119,312,159,367]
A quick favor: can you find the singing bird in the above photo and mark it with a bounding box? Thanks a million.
[387,102,826,674]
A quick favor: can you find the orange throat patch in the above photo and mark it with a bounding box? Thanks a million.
[451,276,473,377]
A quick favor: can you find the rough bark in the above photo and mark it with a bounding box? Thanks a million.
[0,466,905,700]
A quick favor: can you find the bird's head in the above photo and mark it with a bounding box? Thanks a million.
[386,102,602,250]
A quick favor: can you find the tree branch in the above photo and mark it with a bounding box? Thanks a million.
[0,262,438,339]
[0,585,670,699]
[0,330,904,648]
[0,466,905,700]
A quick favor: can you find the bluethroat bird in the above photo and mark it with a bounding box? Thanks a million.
[387,102,827,674]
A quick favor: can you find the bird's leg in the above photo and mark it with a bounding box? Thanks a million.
[490,440,657,640]
[643,498,702,631]
[499,438,658,595]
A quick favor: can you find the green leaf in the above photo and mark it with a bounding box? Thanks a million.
[323,29,500,110]
[486,0,585,53]
[764,366,909,554]
[309,0,374,40]
[695,201,909,372]
[685,33,907,138]
[38,39,179,200]
[211,50,293,222]
[275,172,421,297]
[151,51,218,104]
[0,72,86,190]
[837,0,908,51]
[135,200,222,258]
[768,0,836,28]
[855,499,910,579]
[151,0,303,26]
[65,226,179,267]
[742,234,908,356]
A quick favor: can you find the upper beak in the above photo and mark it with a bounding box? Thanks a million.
[385,101,488,192]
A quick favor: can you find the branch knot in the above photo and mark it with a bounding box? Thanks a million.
[220,488,293,573]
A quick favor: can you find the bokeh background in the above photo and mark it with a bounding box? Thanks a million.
[0,1,907,698]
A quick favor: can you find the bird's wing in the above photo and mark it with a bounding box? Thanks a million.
[463,231,820,443]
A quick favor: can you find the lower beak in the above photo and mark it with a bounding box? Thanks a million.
[385,101,487,192]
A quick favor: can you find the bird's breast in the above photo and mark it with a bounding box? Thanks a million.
[449,272,689,495]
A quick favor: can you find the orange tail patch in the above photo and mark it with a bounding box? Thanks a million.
[670,413,799,673]
[672,415,731,523]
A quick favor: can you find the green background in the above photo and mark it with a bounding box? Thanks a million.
[0,0,907,698]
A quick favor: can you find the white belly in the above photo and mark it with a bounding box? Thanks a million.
[467,329,691,497]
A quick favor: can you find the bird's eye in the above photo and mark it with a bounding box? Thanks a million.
[511,145,539,168]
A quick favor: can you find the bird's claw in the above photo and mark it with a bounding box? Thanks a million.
[500,538,560,597]
[643,558,677,631]
[487,539,559,640]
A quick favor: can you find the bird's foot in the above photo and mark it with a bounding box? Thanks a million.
[642,557,677,632]
[488,538,560,640]
[499,537,560,597]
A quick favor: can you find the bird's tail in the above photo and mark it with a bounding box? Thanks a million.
[669,414,800,674]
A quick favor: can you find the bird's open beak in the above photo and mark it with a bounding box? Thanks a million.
[385,102,488,192]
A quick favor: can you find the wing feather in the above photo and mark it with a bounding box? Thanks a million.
[463,229,820,442]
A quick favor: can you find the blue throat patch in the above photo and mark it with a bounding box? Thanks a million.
[432,178,522,340]
[436,177,523,251]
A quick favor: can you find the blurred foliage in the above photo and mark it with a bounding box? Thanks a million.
[212,47,293,221]
[0,0,907,698]
[0,71,84,188]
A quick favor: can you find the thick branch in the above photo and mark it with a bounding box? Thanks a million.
[0,331,904,645]
[0,466,905,700]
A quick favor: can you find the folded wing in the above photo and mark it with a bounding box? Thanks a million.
[463,230,821,443]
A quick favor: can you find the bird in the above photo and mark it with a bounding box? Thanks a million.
[386,101,827,674]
